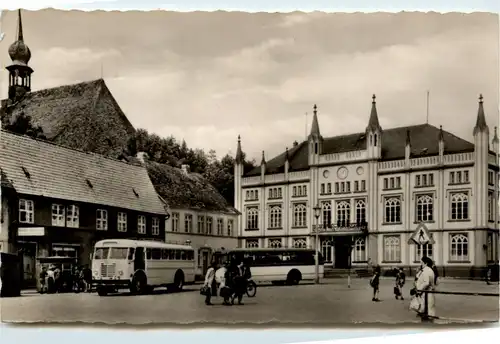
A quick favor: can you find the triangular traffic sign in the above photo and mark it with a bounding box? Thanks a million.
[408,223,435,245]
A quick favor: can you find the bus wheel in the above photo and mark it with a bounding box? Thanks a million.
[173,271,184,291]
[286,270,302,285]
[131,273,147,295]
[97,287,108,296]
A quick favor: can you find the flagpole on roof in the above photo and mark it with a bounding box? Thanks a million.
[426,90,430,124]
[305,112,308,140]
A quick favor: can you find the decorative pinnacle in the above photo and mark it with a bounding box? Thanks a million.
[372,94,376,103]
[237,134,241,142]
[313,104,317,114]
[479,94,483,103]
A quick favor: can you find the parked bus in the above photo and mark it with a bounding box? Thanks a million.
[213,248,324,285]
[92,239,195,296]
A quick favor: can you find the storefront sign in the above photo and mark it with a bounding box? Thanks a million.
[18,227,45,237]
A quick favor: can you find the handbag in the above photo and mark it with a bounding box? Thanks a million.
[200,285,210,296]
[409,295,423,313]
[393,286,400,296]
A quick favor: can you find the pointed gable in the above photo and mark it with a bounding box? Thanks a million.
[366,94,382,132]
[1,79,136,158]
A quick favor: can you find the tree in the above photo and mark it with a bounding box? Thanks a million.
[2,111,46,140]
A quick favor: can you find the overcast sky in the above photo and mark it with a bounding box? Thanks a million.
[0,10,498,161]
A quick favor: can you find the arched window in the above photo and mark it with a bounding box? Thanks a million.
[321,240,333,263]
[355,200,366,226]
[246,207,259,230]
[451,193,469,220]
[384,198,401,223]
[322,202,332,228]
[336,201,351,227]
[269,205,282,229]
[383,235,401,262]
[315,142,319,154]
[353,237,366,262]
[374,134,378,146]
[417,195,433,222]
[246,239,259,248]
[450,233,468,261]
[268,238,282,248]
[293,238,307,249]
[293,204,307,227]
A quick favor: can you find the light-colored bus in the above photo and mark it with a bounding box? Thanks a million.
[213,248,324,285]
[92,239,195,296]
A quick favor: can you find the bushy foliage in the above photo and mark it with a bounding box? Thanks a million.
[129,128,256,206]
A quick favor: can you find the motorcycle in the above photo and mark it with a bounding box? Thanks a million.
[246,279,257,298]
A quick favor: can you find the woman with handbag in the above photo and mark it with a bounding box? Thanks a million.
[202,261,218,305]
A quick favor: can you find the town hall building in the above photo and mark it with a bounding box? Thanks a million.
[233,95,499,278]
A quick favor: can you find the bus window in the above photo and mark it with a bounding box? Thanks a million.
[152,248,162,260]
[109,248,128,259]
[146,248,152,260]
[94,247,109,260]
[161,249,168,260]
[175,250,181,260]
[128,248,135,260]
[188,251,194,260]
[180,251,186,260]
[167,249,174,260]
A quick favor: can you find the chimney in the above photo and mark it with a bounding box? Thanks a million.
[135,152,149,165]
[293,140,299,147]
[181,164,190,175]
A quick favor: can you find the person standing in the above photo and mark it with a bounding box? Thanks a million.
[394,267,406,300]
[415,256,436,321]
[203,261,217,305]
[232,260,247,305]
[370,265,381,302]
[39,266,48,294]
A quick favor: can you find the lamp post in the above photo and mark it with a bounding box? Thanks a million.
[313,204,322,284]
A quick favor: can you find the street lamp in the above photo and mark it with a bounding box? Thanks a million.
[313,204,322,284]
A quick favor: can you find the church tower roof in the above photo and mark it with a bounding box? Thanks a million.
[366,94,382,132]
[473,94,489,135]
[309,104,321,138]
[8,9,31,66]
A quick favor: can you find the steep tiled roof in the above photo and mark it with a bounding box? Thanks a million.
[1,79,136,158]
[145,160,239,214]
[0,130,166,215]
[245,124,474,176]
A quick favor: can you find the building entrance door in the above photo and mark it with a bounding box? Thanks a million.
[334,237,350,269]
[18,242,37,288]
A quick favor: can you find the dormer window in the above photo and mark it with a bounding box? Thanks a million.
[374,134,378,146]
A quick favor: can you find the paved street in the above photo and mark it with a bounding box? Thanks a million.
[1,278,498,325]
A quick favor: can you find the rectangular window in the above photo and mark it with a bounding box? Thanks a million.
[488,192,494,222]
[341,182,345,193]
[66,205,79,228]
[383,235,401,262]
[217,218,224,235]
[456,171,462,183]
[303,185,307,196]
[384,178,389,189]
[429,174,434,186]
[335,183,339,193]
[346,182,351,193]
[198,216,205,234]
[137,215,146,234]
[96,209,108,230]
[19,199,34,224]
[184,214,193,233]
[206,217,213,235]
[450,233,469,261]
[227,219,233,236]
[488,171,494,186]
[450,172,455,184]
[152,217,160,235]
[355,181,359,192]
[321,183,325,195]
[487,233,493,262]
[51,204,65,226]
[117,212,127,232]
[464,171,469,183]
[171,213,179,232]
[327,183,332,194]
[396,177,401,189]
[361,180,366,191]
[293,186,297,197]
[390,178,395,189]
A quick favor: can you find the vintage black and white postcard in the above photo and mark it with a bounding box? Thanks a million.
[0,6,499,325]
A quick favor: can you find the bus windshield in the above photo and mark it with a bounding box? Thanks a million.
[109,247,129,259]
[94,247,109,260]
